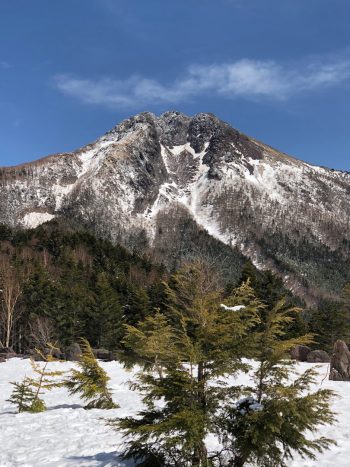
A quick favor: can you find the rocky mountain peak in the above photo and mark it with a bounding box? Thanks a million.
[1,111,350,303]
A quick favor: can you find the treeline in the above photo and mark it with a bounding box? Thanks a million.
[0,221,349,355]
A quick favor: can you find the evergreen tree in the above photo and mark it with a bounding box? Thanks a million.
[239,261,296,309]
[6,378,43,413]
[65,338,118,409]
[7,346,63,413]
[123,311,178,378]
[28,349,64,408]
[113,263,261,467]
[94,272,123,349]
[216,300,335,467]
[309,291,350,352]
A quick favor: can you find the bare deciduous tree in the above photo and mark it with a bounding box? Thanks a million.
[0,256,23,348]
[29,315,56,353]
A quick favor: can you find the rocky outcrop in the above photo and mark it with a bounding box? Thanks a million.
[1,111,350,302]
[329,340,350,381]
[306,350,330,363]
[64,343,82,361]
[290,345,311,362]
[92,348,114,361]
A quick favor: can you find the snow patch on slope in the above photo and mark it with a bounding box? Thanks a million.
[22,212,56,228]
[145,142,234,245]
[179,143,234,245]
[78,140,115,177]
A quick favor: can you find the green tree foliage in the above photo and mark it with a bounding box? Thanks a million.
[216,300,335,467]
[84,272,124,349]
[123,311,178,378]
[238,261,291,308]
[65,338,118,409]
[6,378,44,413]
[0,222,164,352]
[7,346,63,413]
[113,263,261,467]
[309,285,350,352]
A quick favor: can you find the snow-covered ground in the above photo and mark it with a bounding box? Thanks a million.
[0,358,349,467]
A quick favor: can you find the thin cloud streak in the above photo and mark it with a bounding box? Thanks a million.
[0,61,12,69]
[54,57,350,109]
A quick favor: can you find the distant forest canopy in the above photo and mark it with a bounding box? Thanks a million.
[0,221,348,354]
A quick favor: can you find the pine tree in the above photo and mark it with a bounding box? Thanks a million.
[216,300,336,467]
[123,311,178,378]
[65,338,118,409]
[112,263,261,466]
[7,346,63,413]
[309,289,350,352]
[94,272,123,349]
[28,348,65,407]
[6,378,42,413]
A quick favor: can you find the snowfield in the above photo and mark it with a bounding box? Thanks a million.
[0,358,349,467]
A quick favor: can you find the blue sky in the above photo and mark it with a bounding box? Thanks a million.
[1,0,350,170]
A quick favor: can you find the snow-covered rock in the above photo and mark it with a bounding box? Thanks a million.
[220,304,246,311]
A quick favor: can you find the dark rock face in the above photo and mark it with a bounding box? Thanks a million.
[290,345,311,362]
[92,348,114,361]
[158,111,191,147]
[329,368,344,381]
[306,349,330,363]
[1,111,350,303]
[64,343,82,361]
[329,340,350,381]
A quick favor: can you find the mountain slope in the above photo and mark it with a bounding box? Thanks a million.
[1,111,350,302]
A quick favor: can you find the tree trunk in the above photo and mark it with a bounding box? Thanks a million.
[192,441,208,466]
[192,362,208,466]
[233,455,245,467]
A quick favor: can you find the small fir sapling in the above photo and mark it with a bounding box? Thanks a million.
[6,378,42,413]
[7,344,64,413]
[65,338,118,409]
[112,264,262,467]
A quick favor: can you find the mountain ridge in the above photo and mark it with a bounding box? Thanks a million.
[3,111,348,175]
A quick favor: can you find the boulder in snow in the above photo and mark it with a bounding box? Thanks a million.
[93,348,114,361]
[290,344,311,362]
[306,349,330,363]
[0,347,17,360]
[64,343,82,361]
[329,340,350,381]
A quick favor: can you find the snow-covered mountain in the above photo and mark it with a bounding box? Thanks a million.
[1,111,350,301]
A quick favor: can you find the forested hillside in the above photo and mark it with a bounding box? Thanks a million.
[0,220,347,355]
[0,221,166,352]
[0,220,295,352]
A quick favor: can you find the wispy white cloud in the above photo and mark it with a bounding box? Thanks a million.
[0,61,11,69]
[53,56,350,109]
